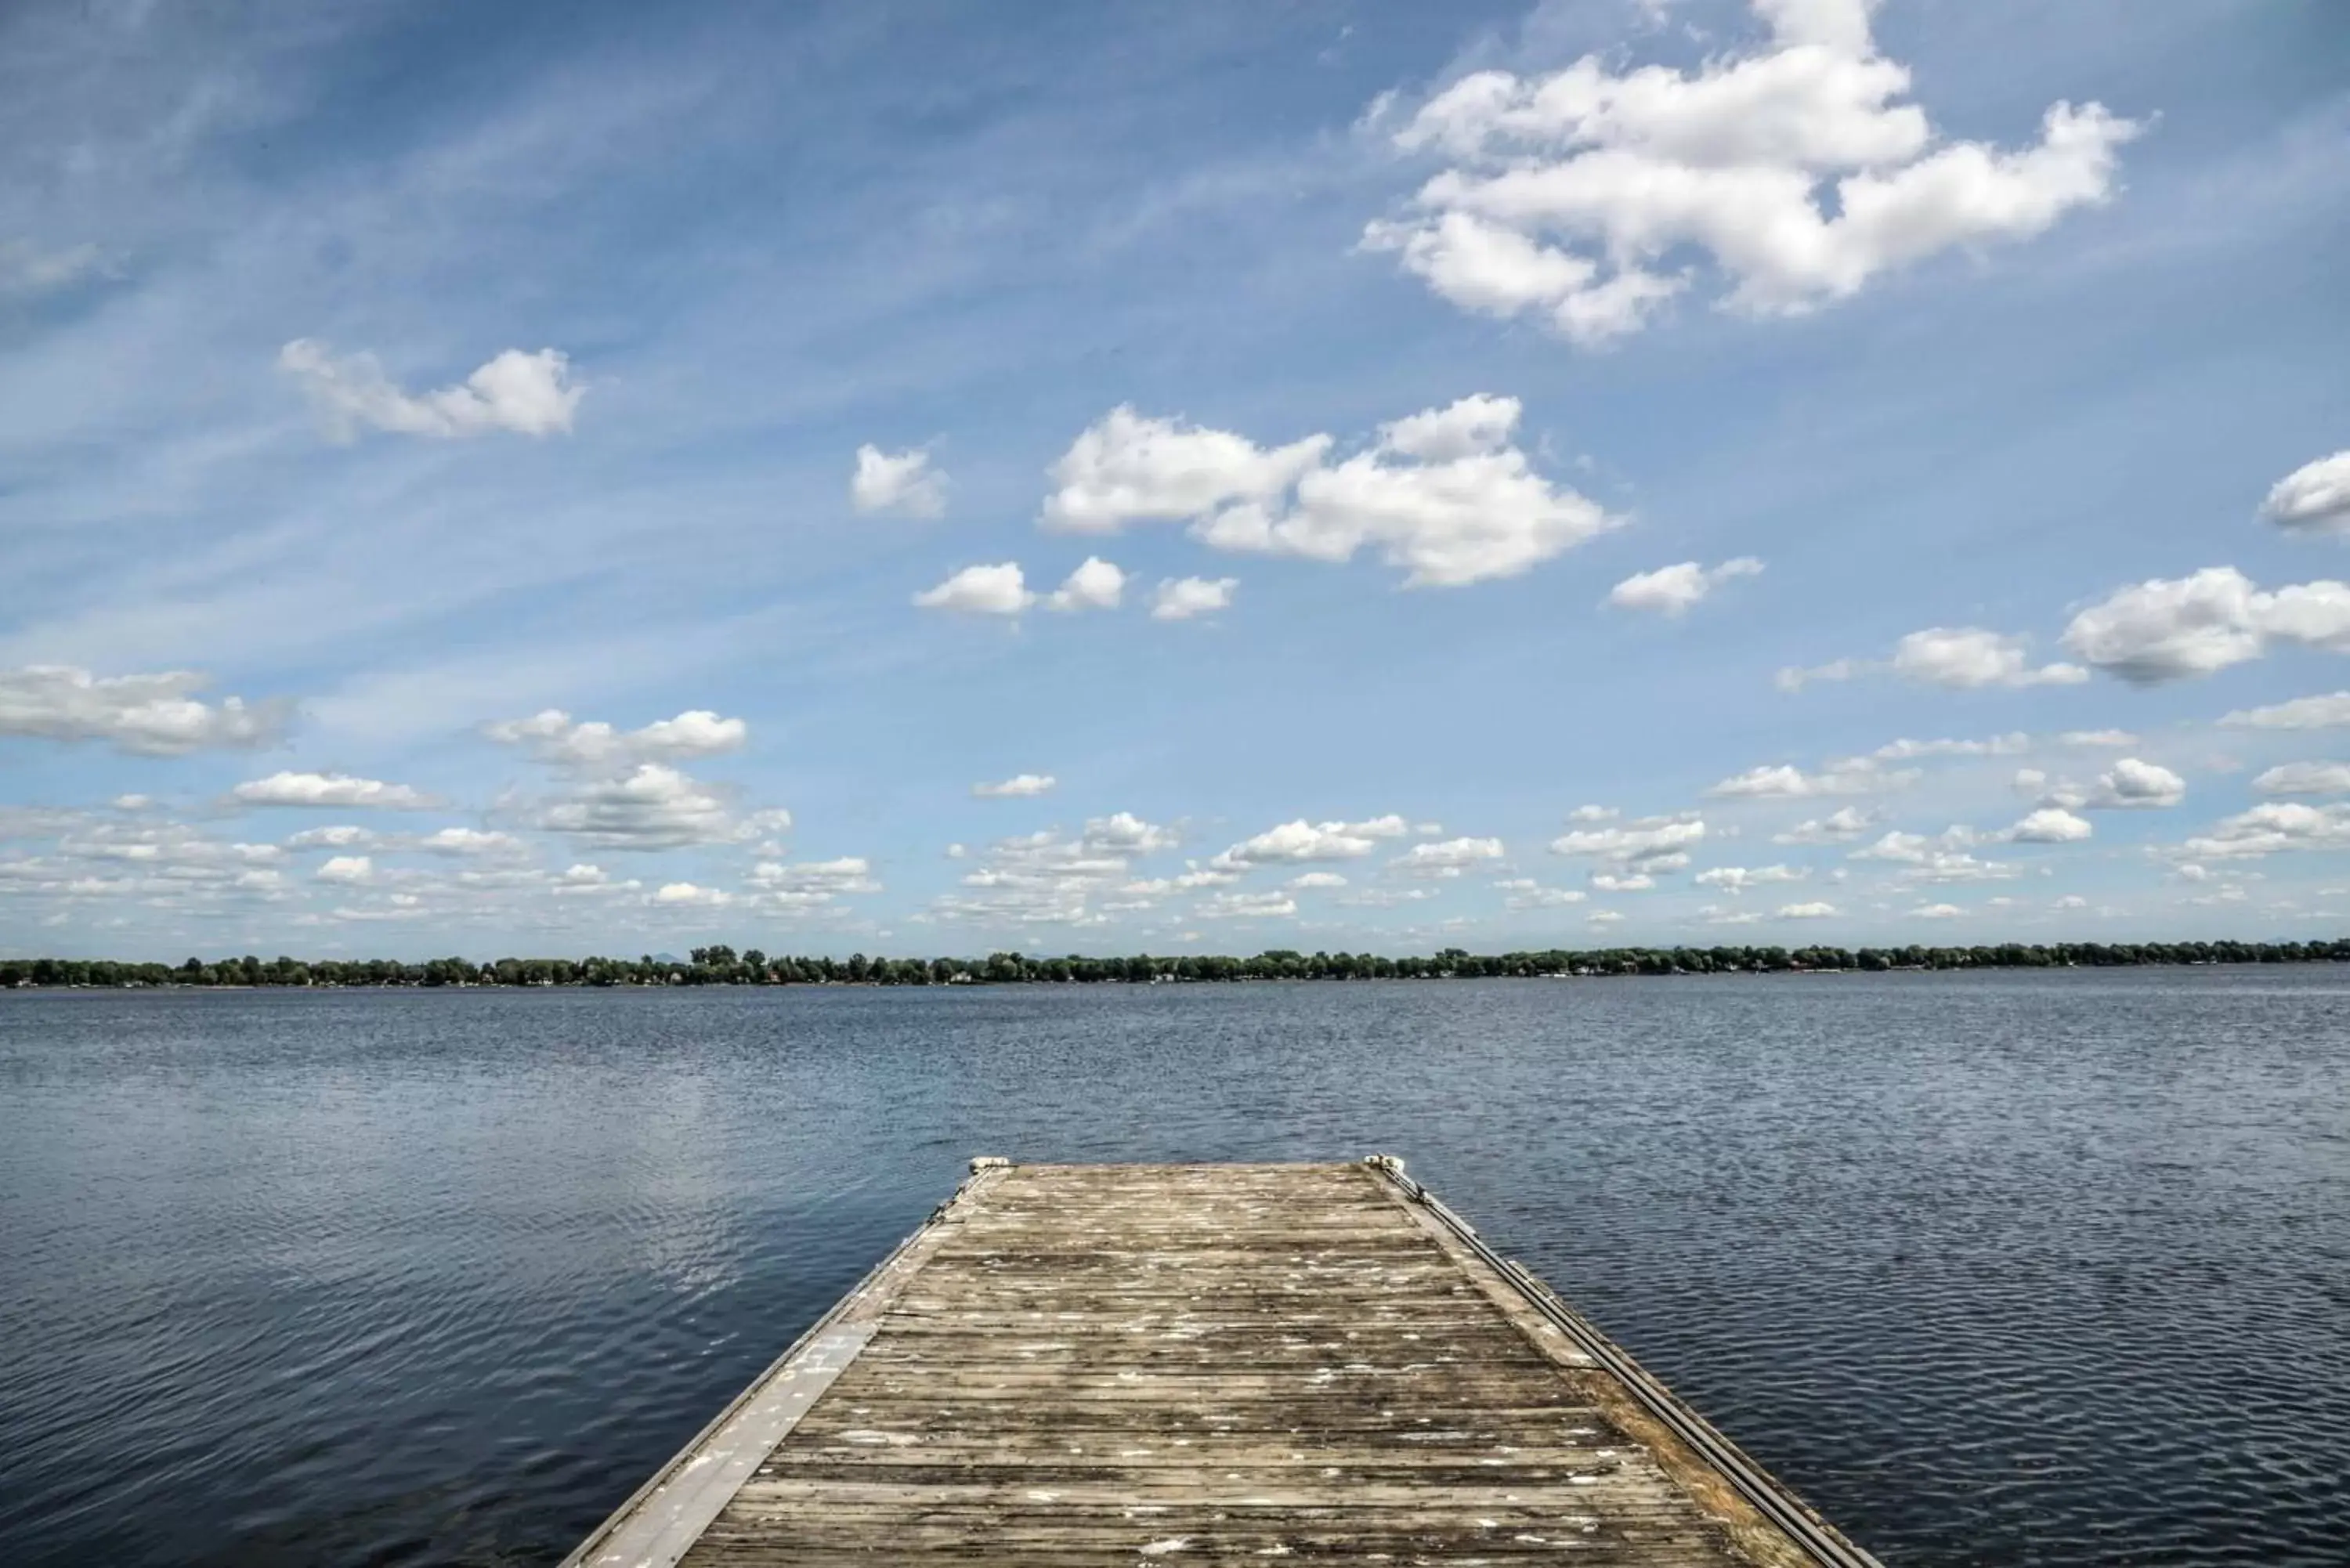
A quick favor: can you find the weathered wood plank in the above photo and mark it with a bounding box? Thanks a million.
[563,1160,1874,1568]
[779,1405,1618,1440]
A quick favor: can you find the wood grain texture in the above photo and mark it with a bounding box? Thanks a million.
[631,1162,1834,1566]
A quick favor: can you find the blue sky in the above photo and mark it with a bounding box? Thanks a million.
[4,0,2348,959]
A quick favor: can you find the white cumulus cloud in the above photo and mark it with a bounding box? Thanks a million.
[232,771,436,809]
[1874,733,2033,760]
[286,825,381,850]
[1549,812,1705,864]
[1695,863,1807,892]
[1778,628,2086,691]
[2008,807,2093,843]
[2176,801,2350,860]
[915,562,1033,616]
[417,827,527,857]
[539,764,785,851]
[2222,692,2350,729]
[1046,557,1127,612]
[2252,761,2350,796]
[1777,901,1839,919]
[2084,758,2186,809]
[851,445,948,518]
[2060,567,2350,683]
[2262,449,2350,534]
[279,340,582,439]
[908,557,1134,616]
[930,812,1177,927]
[552,864,639,898]
[652,882,733,909]
[1043,405,1330,533]
[1772,806,1878,844]
[973,773,1057,799]
[486,709,747,769]
[748,857,882,908]
[1365,0,2138,344]
[0,666,289,755]
[1392,836,1505,876]
[1216,815,1410,866]
[1043,396,1615,587]
[1607,558,1763,616]
[1498,877,1587,909]
[1152,576,1238,621]
[1892,627,2088,688]
[2034,757,2187,811]
[1707,756,1910,798]
[1849,826,2016,883]
[1195,890,1300,919]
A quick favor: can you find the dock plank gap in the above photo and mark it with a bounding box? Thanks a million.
[562,1157,1882,1567]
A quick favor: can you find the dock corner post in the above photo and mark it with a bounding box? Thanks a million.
[1362,1152,1426,1201]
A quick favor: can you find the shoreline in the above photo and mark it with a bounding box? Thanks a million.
[5,938,2348,991]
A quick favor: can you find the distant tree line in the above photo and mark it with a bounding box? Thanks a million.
[3,939,2348,990]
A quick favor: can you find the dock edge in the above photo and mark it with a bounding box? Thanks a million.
[555,1157,1014,1568]
[1361,1153,1885,1568]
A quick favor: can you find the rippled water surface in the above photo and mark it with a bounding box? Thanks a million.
[2,971,2347,1566]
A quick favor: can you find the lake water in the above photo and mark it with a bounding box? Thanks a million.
[2,970,2346,1566]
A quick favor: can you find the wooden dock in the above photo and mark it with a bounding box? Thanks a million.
[562,1158,1879,1567]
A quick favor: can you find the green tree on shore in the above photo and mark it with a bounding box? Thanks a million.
[3,938,2347,991]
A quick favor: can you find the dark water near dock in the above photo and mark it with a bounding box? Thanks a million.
[2,970,2346,1566]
